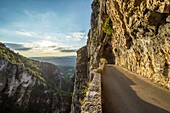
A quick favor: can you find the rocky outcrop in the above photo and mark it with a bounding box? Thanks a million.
[72,0,169,112]
[88,0,170,89]
[0,43,72,113]
[106,0,170,88]
[71,46,102,113]
[71,46,89,113]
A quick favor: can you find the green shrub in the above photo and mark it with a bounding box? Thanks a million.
[80,99,84,106]
[102,17,113,35]
[83,86,88,97]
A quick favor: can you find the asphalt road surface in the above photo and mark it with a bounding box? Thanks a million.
[102,64,170,113]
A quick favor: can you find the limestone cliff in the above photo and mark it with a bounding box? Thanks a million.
[0,42,72,113]
[72,0,170,112]
[71,46,89,113]
[89,0,170,89]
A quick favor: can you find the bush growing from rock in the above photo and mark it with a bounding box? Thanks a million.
[102,17,113,35]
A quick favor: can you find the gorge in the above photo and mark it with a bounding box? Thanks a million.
[0,0,170,113]
[0,42,74,113]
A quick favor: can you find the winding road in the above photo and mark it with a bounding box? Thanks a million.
[102,64,170,113]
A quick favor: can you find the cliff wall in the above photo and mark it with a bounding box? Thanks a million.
[71,46,89,113]
[71,46,102,113]
[72,0,170,112]
[105,0,170,88]
[0,43,72,113]
[88,0,170,90]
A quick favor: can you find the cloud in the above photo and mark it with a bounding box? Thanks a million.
[67,32,86,41]
[49,46,57,48]
[0,28,8,32]
[0,27,87,47]
[15,48,32,51]
[23,10,56,20]
[3,41,78,57]
[6,41,62,51]
[54,47,66,50]
[5,43,24,49]
[72,32,86,38]
[40,32,87,42]
[15,31,36,37]
[54,46,78,53]
[1,29,86,56]
[60,49,77,53]
[5,43,32,51]
[0,28,40,42]
[31,40,62,49]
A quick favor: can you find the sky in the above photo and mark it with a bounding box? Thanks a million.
[0,0,92,57]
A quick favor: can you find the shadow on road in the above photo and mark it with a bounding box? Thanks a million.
[102,65,169,113]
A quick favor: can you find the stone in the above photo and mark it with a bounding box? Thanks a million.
[72,0,170,112]
[166,15,170,22]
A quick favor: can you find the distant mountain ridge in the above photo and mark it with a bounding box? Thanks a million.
[31,56,76,67]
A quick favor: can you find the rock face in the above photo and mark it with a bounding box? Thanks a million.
[106,0,170,88]
[0,43,72,113]
[71,46,102,113]
[88,0,170,88]
[72,0,170,112]
[71,46,89,113]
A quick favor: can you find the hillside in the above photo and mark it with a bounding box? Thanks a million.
[0,42,73,113]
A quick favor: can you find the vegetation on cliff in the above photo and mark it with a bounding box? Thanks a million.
[0,42,74,94]
[0,42,44,81]
[102,17,113,35]
[0,42,74,113]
